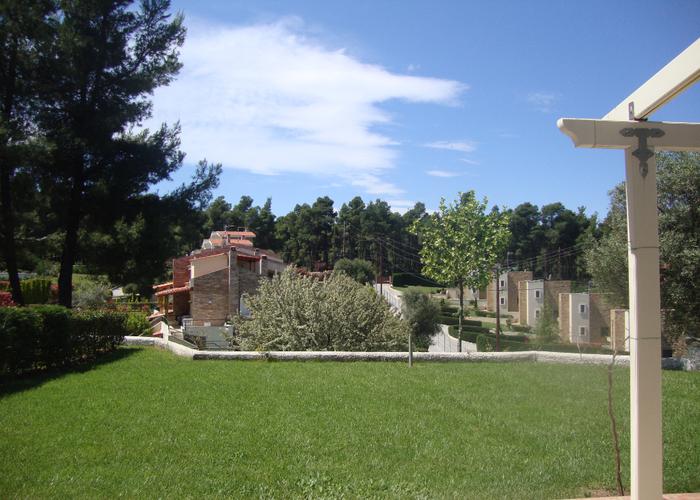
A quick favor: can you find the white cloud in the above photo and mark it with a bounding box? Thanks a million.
[146,18,466,196]
[459,158,480,165]
[386,199,416,214]
[407,63,420,72]
[423,140,477,153]
[426,169,461,178]
[527,92,559,113]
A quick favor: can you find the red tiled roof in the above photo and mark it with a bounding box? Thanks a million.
[154,285,191,297]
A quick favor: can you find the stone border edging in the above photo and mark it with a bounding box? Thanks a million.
[124,336,636,366]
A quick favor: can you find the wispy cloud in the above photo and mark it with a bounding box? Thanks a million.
[423,140,477,153]
[426,169,462,178]
[406,63,420,72]
[387,199,416,214]
[459,158,480,165]
[527,92,559,113]
[147,18,466,196]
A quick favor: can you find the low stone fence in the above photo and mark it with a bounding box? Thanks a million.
[124,336,644,366]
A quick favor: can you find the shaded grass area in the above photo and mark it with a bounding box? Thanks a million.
[1,347,698,499]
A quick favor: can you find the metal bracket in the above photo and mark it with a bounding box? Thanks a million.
[620,127,665,177]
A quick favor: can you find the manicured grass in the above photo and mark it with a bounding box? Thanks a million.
[1,348,699,498]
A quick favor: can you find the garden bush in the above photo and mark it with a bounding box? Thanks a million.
[125,312,151,336]
[476,334,491,352]
[20,278,52,304]
[234,268,408,351]
[509,324,532,333]
[0,306,127,377]
[0,291,16,307]
[401,289,440,349]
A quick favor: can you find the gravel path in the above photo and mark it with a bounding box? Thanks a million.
[428,324,476,353]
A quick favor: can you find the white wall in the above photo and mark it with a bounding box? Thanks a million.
[569,293,590,343]
[524,280,544,327]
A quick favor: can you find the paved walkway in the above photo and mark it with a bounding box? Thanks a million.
[428,324,476,353]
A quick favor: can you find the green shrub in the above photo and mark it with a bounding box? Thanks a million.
[20,278,52,304]
[0,306,127,377]
[509,324,532,333]
[234,268,408,351]
[476,335,492,352]
[125,312,151,336]
[401,289,440,349]
[474,310,512,319]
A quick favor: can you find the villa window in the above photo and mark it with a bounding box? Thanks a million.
[535,290,541,299]
[500,280,505,288]
[500,297,505,305]
[580,304,586,314]
[535,309,540,319]
[580,326,586,337]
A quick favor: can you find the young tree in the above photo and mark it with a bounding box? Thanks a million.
[411,191,510,351]
[333,258,375,284]
[37,0,186,307]
[401,289,440,349]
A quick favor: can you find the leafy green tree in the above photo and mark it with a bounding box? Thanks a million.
[585,152,700,351]
[36,0,186,307]
[411,191,510,351]
[333,258,375,284]
[532,302,559,343]
[401,289,440,349]
[233,268,407,351]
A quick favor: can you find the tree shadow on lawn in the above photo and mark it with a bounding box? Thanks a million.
[0,347,139,398]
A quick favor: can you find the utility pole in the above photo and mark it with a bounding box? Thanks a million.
[379,239,384,295]
[495,265,501,352]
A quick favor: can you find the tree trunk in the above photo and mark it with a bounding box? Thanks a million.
[0,37,24,305]
[0,158,23,305]
[58,164,84,308]
[458,280,464,353]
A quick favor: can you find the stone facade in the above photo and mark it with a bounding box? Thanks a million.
[610,308,628,351]
[543,280,571,317]
[589,293,612,345]
[191,267,229,326]
[559,293,571,342]
[486,271,533,312]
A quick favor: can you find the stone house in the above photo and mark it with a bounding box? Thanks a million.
[518,279,571,327]
[486,270,533,313]
[154,231,286,326]
[558,292,612,346]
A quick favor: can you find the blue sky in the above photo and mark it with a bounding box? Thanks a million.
[147,0,700,218]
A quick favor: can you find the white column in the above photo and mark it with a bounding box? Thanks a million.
[624,148,663,499]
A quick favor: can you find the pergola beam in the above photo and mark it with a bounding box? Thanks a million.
[558,118,700,151]
[603,37,700,121]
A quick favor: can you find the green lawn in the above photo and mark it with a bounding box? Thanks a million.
[1,348,698,499]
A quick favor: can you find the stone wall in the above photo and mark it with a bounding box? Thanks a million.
[590,293,612,345]
[544,280,571,316]
[517,281,528,325]
[559,293,571,342]
[508,271,532,312]
[190,267,229,325]
[610,309,628,351]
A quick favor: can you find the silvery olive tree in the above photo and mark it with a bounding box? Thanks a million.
[233,268,407,351]
[411,191,510,351]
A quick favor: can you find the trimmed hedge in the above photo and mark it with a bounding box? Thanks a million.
[474,310,512,319]
[447,325,617,354]
[509,324,532,333]
[0,305,127,377]
[392,273,444,288]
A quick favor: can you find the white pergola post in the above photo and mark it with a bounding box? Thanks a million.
[624,147,663,499]
[557,36,700,500]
